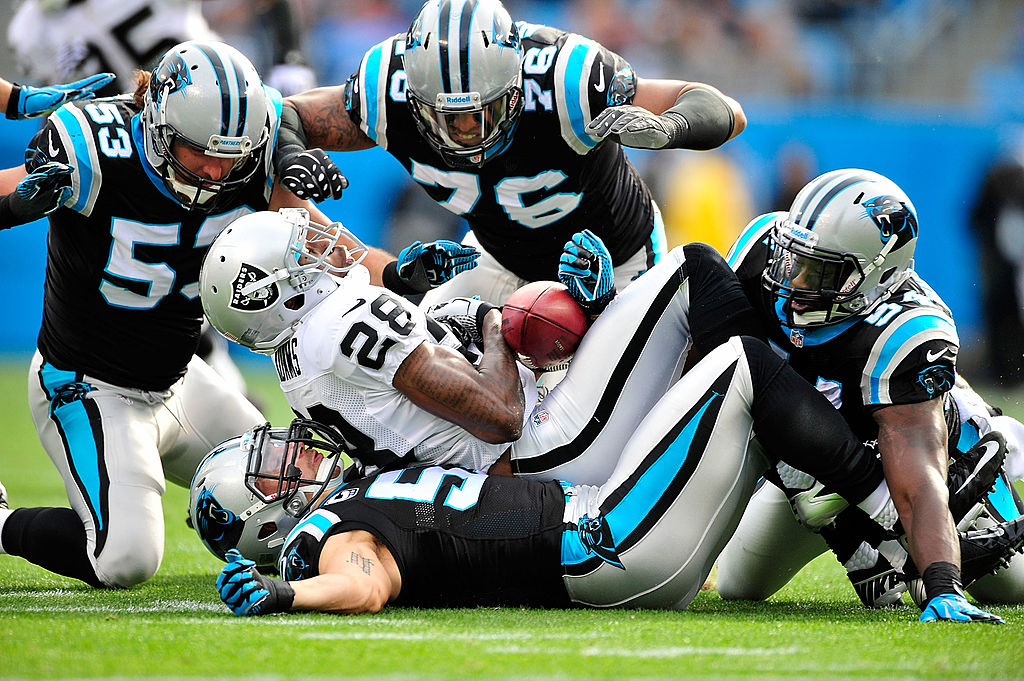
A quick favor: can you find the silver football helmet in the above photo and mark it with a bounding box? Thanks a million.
[189,420,347,565]
[200,207,367,353]
[762,168,919,328]
[403,0,524,167]
[142,40,271,211]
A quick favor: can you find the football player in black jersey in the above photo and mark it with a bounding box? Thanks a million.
[717,168,1024,622]
[272,0,746,310]
[192,330,920,617]
[0,40,403,591]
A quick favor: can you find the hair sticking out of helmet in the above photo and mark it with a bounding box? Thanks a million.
[189,420,347,565]
[762,168,918,328]
[141,40,272,212]
[200,208,368,353]
[402,0,524,168]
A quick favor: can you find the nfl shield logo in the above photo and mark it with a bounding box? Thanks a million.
[789,328,804,348]
[532,410,549,425]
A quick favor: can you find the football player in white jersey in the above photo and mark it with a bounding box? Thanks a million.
[271,0,746,310]
[7,0,314,97]
[716,169,1024,621]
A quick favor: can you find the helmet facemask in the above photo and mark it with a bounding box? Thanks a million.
[245,420,347,519]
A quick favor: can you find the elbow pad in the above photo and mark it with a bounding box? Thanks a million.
[662,86,735,150]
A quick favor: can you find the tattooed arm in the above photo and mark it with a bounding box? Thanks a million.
[284,85,376,151]
[289,531,400,614]
[393,309,526,444]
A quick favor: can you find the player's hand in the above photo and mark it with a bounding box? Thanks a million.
[558,229,614,312]
[919,593,1003,624]
[585,105,685,150]
[265,63,317,98]
[278,148,348,201]
[397,240,480,292]
[427,296,497,347]
[216,549,294,616]
[8,162,74,222]
[6,73,115,120]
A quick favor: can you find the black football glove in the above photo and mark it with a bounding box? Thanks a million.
[278,148,348,201]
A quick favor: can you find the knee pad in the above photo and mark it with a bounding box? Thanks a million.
[94,538,162,588]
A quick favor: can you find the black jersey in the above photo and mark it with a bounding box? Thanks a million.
[345,22,656,281]
[726,213,960,441]
[278,465,573,608]
[28,94,280,390]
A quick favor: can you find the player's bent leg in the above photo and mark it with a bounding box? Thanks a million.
[160,356,265,488]
[716,478,828,601]
[26,352,166,587]
[418,231,526,308]
[511,246,695,485]
[966,483,1024,603]
[563,337,767,609]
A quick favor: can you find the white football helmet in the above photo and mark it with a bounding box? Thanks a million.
[142,40,271,211]
[189,420,347,566]
[199,207,367,353]
[762,168,919,328]
[403,0,524,167]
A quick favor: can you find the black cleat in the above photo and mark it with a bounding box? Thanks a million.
[947,432,1006,522]
[0,480,7,510]
[959,514,1024,581]
[849,560,908,609]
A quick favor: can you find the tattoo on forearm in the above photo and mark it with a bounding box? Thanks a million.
[297,87,368,151]
[349,552,375,575]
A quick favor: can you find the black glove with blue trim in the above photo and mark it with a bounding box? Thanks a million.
[397,240,480,292]
[558,229,615,316]
[5,73,115,120]
[0,162,74,229]
[216,549,294,617]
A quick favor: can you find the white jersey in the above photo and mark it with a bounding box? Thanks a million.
[271,266,538,476]
[8,0,218,92]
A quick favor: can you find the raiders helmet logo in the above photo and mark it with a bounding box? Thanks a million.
[230,263,279,311]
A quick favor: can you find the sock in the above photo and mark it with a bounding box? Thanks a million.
[1,507,104,587]
[856,480,899,531]
[0,508,12,553]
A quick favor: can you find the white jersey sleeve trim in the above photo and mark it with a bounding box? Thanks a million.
[52,105,102,217]
[861,307,959,405]
[553,33,601,155]
[356,37,398,150]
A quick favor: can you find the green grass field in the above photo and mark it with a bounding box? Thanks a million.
[2,357,1024,680]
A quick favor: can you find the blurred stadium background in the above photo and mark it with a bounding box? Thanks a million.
[2,0,1023,385]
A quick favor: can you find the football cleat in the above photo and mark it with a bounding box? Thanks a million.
[849,560,908,608]
[0,479,7,510]
[947,432,1007,523]
[789,481,849,530]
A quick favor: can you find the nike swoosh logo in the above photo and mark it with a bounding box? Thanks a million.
[342,298,366,317]
[926,347,956,362]
[48,132,59,157]
[954,441,999,495]
[594,67,605,93]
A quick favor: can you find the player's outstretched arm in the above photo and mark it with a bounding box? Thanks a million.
[394,308,525,444]
[587,78,746,151]
[290,532,398,615]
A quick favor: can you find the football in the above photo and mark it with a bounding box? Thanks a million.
[501,281,587,370]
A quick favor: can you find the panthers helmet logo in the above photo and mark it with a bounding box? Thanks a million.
[150,52,192,102]
[578,514,624,569]
[862,194,918,246]
[193,489,243,559]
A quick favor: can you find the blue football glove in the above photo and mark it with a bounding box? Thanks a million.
[216,549,294,617]
[397,240,480,292]
[920,593,1003,624]
[558,229,614,313]
[6,73,115,120]
[3,162,74,227]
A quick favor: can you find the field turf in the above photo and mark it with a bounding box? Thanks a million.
[1,357,1023,680]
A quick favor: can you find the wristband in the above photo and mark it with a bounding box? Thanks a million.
[381,260,422,295]
[921,560,964,605]
[0,194,20,229]
[5,85,22,120]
